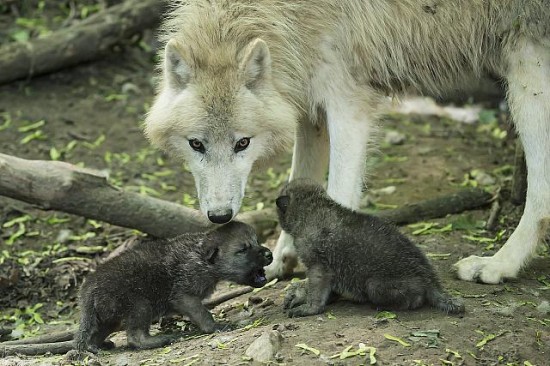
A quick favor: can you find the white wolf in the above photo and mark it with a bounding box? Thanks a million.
[145,0,550,284]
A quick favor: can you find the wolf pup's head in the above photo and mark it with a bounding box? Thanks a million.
[205,221,273,287]
[145,37,297,224]
[276,178,328,234]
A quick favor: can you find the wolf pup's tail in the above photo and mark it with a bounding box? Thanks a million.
[427,288,465,314]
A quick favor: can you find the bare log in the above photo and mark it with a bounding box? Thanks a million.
[0,152,493,239]
[0,331,74,345]
[0,0,163,85]
[375,188,493,225]
[0,153,277,238]
[0,340,74,357]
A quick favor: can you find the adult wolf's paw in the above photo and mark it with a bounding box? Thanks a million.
[454,255,517,284]
[287,304,324,318]
[265,232,298,279]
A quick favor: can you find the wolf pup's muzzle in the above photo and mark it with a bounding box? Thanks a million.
[250,247,273,287]
[261,247,273,266]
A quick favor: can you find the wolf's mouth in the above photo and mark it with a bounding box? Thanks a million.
[250,267,267,287]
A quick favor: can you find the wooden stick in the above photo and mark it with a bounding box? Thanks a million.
[375,188,493,225]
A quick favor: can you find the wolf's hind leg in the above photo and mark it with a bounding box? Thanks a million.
[455,38,550,283]
[266,117,329,279]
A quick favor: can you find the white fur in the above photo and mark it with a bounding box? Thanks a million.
[455,38,550,283]
[146,1,550,283]
[267,42,379,278]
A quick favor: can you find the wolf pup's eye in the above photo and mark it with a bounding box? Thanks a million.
[234,137,250,153]
[189,139,205,153]
[237,245,248,253]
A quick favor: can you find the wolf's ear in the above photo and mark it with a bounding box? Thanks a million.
[164,39,191,90]
[205,245,220,264]
[240,38,271,90]
[275,195,290,214]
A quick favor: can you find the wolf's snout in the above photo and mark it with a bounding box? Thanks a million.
[207,209,233,224]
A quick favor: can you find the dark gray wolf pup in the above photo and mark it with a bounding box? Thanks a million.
[276,179,464,317]
[75,221,272,352]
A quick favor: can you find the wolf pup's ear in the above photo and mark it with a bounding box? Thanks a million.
[164,39,191,90]
[240,38,271,90]
[275,195,290,214]
[205,246,220,264]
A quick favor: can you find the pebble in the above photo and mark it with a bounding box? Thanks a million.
[384,130,406,145]
[244,330,283,363]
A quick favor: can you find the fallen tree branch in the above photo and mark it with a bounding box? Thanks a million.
[0,153,492,239]
[204,286,254,309]
[0,153,277,238]
[0,340,74,357]
[0,0,163,85]
[0,330,74,345]
[374,188,493,225]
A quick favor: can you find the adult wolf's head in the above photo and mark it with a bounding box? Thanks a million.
[145,37,297,223]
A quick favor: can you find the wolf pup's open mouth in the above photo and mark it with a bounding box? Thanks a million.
[251,267,267,287]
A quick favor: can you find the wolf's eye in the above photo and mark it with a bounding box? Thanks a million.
[234,137,250,153]
[237,245,248,253]
[189,139,205,153]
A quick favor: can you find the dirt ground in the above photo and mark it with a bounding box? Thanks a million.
[0,3,549,366]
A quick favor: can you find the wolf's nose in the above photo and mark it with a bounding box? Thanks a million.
[207,210,233,224]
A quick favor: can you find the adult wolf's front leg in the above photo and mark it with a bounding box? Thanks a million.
[455,38,550,284]
[266,118,329,279]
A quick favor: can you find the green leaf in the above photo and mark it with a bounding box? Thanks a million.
[252,278,278,293]
[3,215,32,228]
[384,334,411,347]
[295,343,321,356]
[49,147,61,160]
[18,120,45,132]
[375,311,397,320]
[475,330,508,349]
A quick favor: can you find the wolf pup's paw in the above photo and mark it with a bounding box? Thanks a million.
[287,304,324,318]
[284,282,307,309]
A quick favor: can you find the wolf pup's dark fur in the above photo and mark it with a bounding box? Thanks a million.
[276,179,464,318]
[75,221,272,352]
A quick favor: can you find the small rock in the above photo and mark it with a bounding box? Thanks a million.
[245,330,283,363]
[248,296,263,304]
[121,82,141,95]
[274,352,284,362]
[537,300,550,315]
[115,354,129,366]
[372,186,396,195]
[319,354,335,365]
[384,130,406,145]
[56,229,73,243]
[208,335,235,350]
[492,304,518,317]
[284,323,299,331]
[261,299,275,308]
[471,169,496,186]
